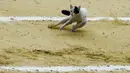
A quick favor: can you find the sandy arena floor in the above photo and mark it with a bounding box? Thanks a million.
[0,0,130,16]
[0,0,130,73]
[1,71,130,73]
[0,21,130,66]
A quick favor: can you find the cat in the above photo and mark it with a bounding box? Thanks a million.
[48,4,87,32]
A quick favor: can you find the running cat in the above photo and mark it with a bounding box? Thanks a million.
[48,4,87,32]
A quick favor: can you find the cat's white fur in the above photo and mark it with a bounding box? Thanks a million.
[48,5,87,32]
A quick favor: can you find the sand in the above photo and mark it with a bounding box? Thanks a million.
[0,71,128,73]
[0,0,130,73]
[0,0,130,16]
[1,71,130,73]
[0,21,130,66]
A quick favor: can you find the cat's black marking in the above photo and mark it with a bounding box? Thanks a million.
[61,10,70,16]
[74,6,80,14]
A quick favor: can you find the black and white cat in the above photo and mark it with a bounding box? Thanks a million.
[48,4,87,32]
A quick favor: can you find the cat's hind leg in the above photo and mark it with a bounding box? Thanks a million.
[72,21,86,32]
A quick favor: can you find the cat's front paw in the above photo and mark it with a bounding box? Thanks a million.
[59,27,63,31]
[71,25,77,32]
[48,24,54,28]
[71,29,76,32]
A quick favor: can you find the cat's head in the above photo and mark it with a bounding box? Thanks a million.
[61,5,81,16]
[70,4,81,15]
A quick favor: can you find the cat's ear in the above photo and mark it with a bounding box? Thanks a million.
[70,4,73,9]
[61,10,70,16]
[78,5,81,9]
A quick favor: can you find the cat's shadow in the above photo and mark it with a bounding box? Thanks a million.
[48,25,86,33]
